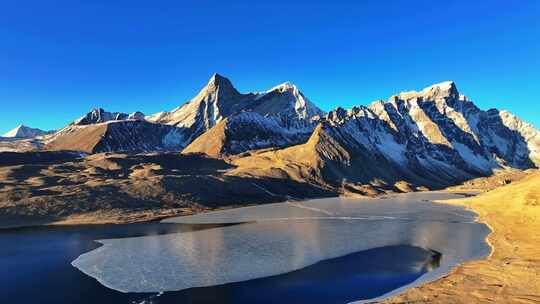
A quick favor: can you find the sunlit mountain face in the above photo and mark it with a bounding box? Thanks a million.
[1,2,539,303]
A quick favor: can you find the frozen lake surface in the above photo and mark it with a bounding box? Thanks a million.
[72,192,490,303]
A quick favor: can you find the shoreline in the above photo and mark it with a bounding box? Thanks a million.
[374,199,494,303]
[3,186,535,303]
[380,173,540,303]
[1,190,495,301]
[70,191,488,297]
[358,194,493,303]
[0,190,473,230]
[0,203,264,230]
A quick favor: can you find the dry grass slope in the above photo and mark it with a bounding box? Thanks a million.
[45,124,107,153]
[383,170,540,303]
[182,118,228,158]
[0,151,334,228]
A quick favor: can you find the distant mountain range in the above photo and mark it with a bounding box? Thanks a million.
[2,125,53,138]
[2,74,539,189]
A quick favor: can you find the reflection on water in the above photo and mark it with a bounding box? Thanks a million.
[0,222,229,304]
[0,192,490,304]
[150,245,441,304]
[72,192,491,303]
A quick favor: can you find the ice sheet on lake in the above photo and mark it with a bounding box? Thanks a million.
[163,192,477,224]
[72,192,490,298]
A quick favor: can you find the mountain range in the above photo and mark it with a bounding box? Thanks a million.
[1,73,539,227]
[1,73,539,194]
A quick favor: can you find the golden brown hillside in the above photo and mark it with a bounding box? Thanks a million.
[182,118,228,158]
[230,123,434,196]
[45,124,108,153]
[384,170,540,303]
[0,151,333,228]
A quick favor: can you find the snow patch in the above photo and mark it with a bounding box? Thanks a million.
[162,128,187,148]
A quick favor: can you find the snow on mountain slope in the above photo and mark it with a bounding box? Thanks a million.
[319,81,539,182]
[497,110,540,163]
[228,81,540,194]
[73,108,131,125]
[183,111,315,157]
[7,76,538,177]
[72,108,148,126]
[150,74,325,150]
[147,74,257,141]
[39,106,190,153]
[3,125,53,138]
[252,81,325,123]
[45,120,186,154]
[26,74,323,154]
[229,121,426,195]
[181,79,539,188]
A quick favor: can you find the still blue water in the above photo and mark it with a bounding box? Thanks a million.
[0,222,436,304]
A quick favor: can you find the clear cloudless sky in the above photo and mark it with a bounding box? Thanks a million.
[0,0,539,134]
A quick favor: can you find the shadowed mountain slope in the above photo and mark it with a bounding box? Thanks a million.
[39,74,324,154]
[0,151,333,228]
[148,74,324,150]
[2,76,539,227]
[221,81,539,194]
[182,111,317,158]
[45,120,185,154]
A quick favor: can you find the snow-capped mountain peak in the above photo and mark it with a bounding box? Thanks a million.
[2,125,52,138]
[320,80,539,186]
[146,74,324,149]
[202,73,241,97]
[267,81,296,92]
[257,81,325,120]
[421,80,457,93]
[420,80,459,99]
[128,112,146,121]
[398,80,460,101]
[150,74,251,132]
[72,108,146,126]
[73,108,126,125]
[16,76,536,179]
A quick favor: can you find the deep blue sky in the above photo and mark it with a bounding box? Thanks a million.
[1,0,539,134]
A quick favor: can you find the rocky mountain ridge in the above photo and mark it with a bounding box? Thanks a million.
[191,79,539,192]
[147,73,325,149]
[31,74,325,154]
[1,75,539,227]
[2,75,539,175]
[72,108,140,126]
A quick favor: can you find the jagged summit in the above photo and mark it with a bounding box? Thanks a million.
[421,80,457,91]
[147,73,324,148]
[257,80,325,120]
[202,73,240,96]
[149,73,252,133]
[208,72,229,84]
[72,108,147,126]
[209,72,224,80]
[268,81,296,92]
[396,80,460,100]
[6,76,537,184]
[421,80,459,99]
[321,80,540,181]
[73,108,126,125]
[7,124,27,133]
[128,112,146,120]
